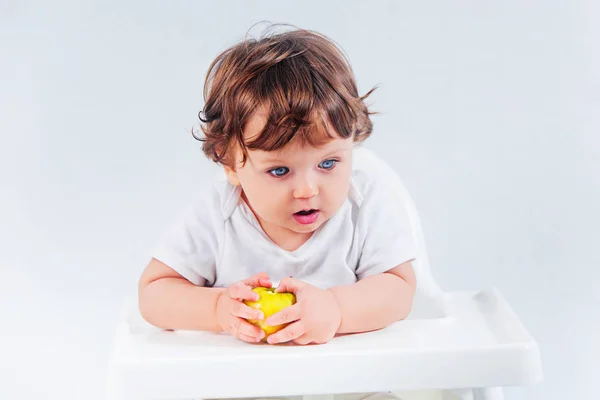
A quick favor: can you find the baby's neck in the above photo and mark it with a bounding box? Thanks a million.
[269,229,314,252]
[253,213,315,251]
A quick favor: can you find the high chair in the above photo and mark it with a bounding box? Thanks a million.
[106,147,543,400]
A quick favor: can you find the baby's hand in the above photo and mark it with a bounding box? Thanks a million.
[264,277,341,345]
[215,272,272,343]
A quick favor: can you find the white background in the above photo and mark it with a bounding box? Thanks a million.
[1,1,598,399]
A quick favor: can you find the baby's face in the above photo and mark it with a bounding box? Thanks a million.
[225,111,353,244]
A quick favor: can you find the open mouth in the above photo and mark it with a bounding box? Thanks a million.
[292,209,320,225]
[294,209,318,216]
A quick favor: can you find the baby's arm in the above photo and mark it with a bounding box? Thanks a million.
[138,258,224,331]
[328,260,416,334]
[139,258,268,342]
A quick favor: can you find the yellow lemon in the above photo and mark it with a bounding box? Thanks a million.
[244,287,296,341]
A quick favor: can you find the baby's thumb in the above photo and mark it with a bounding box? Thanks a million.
[275,276,303,293]
[244,272,272,288]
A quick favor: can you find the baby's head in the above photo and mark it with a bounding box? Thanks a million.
[197,25,376,239]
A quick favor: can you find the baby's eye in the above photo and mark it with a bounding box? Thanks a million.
[318,159,337,170]
[268,167,289,177]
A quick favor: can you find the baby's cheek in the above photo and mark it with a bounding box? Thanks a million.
[259,196,283,219]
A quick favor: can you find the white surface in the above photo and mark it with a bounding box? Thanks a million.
[107,289,541,399]
[1,1,598,400]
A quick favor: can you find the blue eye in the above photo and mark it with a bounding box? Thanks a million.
[268,167,289,177]
[319,159,337,170]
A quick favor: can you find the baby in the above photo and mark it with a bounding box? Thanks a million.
[138,26,416,350]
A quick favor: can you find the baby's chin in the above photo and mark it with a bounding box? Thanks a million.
[289,225,320,234]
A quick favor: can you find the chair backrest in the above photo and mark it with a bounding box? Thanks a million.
[353,146,447,319]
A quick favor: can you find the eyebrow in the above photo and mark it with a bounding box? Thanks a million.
[322,146,348,157]
[257,147,348,164]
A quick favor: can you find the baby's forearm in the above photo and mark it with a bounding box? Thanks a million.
[139,277,224,331]
[328,265,415,334]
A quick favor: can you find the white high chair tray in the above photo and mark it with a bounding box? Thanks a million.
[107,288,542,399]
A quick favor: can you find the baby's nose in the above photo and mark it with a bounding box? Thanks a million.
[292,180,319,199]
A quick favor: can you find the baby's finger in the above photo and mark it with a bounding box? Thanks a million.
[293,334,313,345]
[267,321,305,345]
[231,300,264,321]
[229,317,265,341]
[275,276,305,294]
[265,303,301,327]
[243,272,272,288]
[227,282,259,301]
[236,332,263,343]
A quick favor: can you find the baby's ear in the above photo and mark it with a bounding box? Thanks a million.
[224,164,241,186]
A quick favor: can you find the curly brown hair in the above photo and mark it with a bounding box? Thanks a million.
[195,24,377,167]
